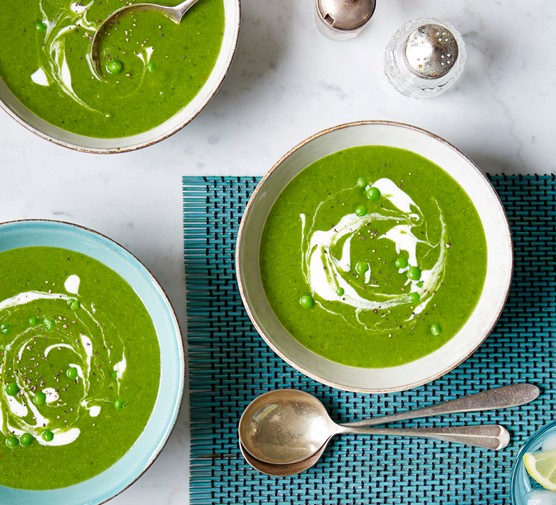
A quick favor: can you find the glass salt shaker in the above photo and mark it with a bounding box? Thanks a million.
[384,18,466,98]
[315,0,376,41]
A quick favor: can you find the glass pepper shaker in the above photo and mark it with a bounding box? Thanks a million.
[384,18,466,98]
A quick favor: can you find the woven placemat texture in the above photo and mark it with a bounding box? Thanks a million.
[183,175,556,505]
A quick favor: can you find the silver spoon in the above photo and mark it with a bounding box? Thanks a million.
[239,384,539,466]
[240,442,326,477]
[90,0,201,76]
[240,425,502,477]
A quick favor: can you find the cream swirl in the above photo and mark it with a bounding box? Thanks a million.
[0,275,126,446]
[36,0,99,108]
[300,177,447,331]
[34,0,158,108]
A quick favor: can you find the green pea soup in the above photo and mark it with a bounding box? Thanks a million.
[0,0,225,137]
[260,146,488,368]
[0,246,160,489]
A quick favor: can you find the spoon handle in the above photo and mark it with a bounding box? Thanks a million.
[344,383,539,428]
[175,0,201,21]
[338,424,510,450]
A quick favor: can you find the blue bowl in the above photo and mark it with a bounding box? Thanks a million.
[0,220,184,505]
[511,421,556,504]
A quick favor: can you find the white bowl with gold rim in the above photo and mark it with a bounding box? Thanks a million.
[0,0,240,154]
[236,121,513,393]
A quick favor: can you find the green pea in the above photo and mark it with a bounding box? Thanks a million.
[354,205,367,217]
[35,21,47,31]
[336,287,345,296]
[5,436,18,449]
[43,317,56,330]
[366,187,381,201]
[114,399,125,410]
[0,324,10,335]
[409,292,420,303]
[5,382,19,396]
[19,433,34,447]
[106,59,123,74]
[356,176,367,188]
[395,256,408,269]
[299,295,315,309]
[430,323,442,336]
[355,262,369,275]
[29,315,39,326]
[41,430,54,442]
[407,266,422,281]
[147,61,156,72]
[66,367,78,380]
[33,391,46,406]
[417,281,424,288]
[111,370,118,379]
[70,300,80,310]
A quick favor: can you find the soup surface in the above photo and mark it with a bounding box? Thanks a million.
[260,146,488,368]
[0,246,160,489]
[0,0,224,138]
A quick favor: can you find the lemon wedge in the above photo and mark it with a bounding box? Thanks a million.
[524,450,556,491]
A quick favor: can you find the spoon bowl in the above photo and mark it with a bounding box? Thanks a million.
[239,390,334,465]
[90,0,201,76]
[239,442,327,477]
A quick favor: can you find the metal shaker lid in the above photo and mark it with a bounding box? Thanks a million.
[404,23,459,79]
[316,0,376,32]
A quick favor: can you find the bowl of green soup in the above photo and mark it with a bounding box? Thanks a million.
[236,121,513,393]
[0,220,183,503]
[0,0,240,153]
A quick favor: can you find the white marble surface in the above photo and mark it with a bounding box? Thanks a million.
[0,1,555,503]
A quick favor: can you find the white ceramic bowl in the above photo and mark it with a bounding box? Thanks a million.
[236,121,513,393]
[0,0,240,154]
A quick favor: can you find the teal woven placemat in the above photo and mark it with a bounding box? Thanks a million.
[183,175,556,505]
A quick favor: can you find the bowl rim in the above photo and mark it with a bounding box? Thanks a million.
[236,119,514,393]
[0,0,241,154]
[0,218,185,503]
